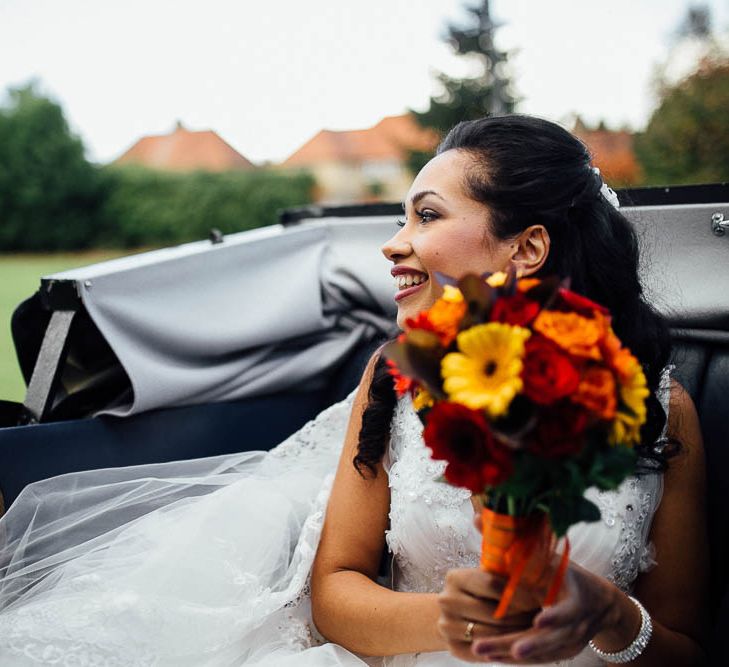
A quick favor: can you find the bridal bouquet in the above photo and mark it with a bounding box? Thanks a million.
[384,271,649,617]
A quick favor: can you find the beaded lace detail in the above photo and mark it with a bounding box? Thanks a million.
[385,397,479,593]
[590,476,659,592]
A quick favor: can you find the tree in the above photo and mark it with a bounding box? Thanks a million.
[635,59,729,185]
[407,0,517,173]
[0,82,103,250]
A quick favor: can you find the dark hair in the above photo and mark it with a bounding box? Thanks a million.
[354,114,673,476]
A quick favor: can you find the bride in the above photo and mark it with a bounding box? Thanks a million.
[0,115,707,665]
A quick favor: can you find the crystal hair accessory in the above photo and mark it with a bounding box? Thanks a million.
[592,166,621,209]
[569,167,620,211]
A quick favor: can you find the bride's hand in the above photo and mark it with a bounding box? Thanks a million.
[436,568,540,663]
[440,511,622,664]
[468,562,622,664]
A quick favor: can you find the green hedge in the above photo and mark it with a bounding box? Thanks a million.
[96,166,315,248]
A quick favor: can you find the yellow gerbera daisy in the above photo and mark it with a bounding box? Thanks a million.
[412,386,434,411]
[441,322,531,417]
[485,271,508,287]
[441,285,464,303]
[610,357,650,446]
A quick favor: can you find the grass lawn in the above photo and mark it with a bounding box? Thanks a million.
[0,251,128,403]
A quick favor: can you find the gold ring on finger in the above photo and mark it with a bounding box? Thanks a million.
[464,620,476,643]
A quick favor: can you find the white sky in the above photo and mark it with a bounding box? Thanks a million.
[1,0,727,165]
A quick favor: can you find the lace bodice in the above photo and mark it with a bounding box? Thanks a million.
[385,398,479,594]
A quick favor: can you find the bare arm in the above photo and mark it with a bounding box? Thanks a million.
[310,353,446,656]
[611,380,709,663]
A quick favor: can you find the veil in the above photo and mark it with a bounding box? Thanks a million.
[0,392,358,665]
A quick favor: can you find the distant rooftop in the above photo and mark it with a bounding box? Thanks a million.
[572,117,642,186]
[283,114,439,166]
[114,121,255,172]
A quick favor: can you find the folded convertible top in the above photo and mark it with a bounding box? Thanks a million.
[12,217,399,421]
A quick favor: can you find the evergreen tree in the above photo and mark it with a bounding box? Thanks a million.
[408,0,517,173]
[0,82,104,250]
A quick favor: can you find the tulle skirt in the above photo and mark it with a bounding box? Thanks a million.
[0,395,388,665]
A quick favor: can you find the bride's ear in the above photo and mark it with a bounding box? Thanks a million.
[507,225,550,277]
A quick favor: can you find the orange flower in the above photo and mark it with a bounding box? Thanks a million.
[427,297,467,345]
[533,310,603,360]
[572,366,617,420]
[600,324,638,382]
[516,278,541,293]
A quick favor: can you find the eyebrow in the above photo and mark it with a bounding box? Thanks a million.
[402,190,445,210]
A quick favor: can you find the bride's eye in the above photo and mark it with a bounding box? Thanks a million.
[416,209,438,223]
[396,209,438,228]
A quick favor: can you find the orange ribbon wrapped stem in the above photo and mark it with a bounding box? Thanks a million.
[480,507,569,619]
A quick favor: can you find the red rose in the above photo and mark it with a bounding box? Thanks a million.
[521,335,581,405]
[491,293,541,327]
[423,402,513,492]
[529,402,589,458]
[555,288,609,316]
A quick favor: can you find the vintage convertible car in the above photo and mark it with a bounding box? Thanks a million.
[0,185,727,661]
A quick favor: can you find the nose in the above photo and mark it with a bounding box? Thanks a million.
[382,226,413,262]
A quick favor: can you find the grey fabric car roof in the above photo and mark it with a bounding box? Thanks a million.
[45,218,399,417]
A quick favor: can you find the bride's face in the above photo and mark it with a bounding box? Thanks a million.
[382,149,516,329]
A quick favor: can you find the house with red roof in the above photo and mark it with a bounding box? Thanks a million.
[282,114,439,203]
[115,122,255,172]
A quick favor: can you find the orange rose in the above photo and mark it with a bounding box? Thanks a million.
[516,278,541,293]
[533,310,603,360]
[572,366,617,420]
[600,324,639,382]
[426,298,467,346]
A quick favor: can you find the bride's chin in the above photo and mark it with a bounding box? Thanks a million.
[396,305,414,330]
[396,297,433,330]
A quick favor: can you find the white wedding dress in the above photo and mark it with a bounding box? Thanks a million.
[0,371,669,666]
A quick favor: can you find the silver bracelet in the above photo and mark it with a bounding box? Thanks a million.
[589,595,653,663]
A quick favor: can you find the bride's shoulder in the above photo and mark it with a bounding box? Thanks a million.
[666,379,703,458]
[648,376,706,553]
